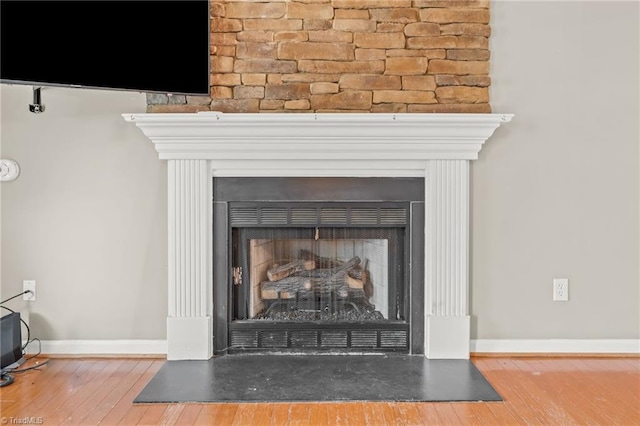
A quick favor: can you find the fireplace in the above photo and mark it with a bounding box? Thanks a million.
[123,112,513,360]
[214,177,424,354]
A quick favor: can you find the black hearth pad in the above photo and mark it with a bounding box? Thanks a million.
[134,355,502,403]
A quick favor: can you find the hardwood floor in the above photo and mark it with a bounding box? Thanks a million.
[0,356,638,425]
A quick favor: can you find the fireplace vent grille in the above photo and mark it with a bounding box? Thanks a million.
[230,330,258,348]
[380,331,408,348]
[350,330,378,347]
[380,208,408,225]
[230,205,407,227]
[259,331,289,348]
[290,208,317,225]
[229,326,408,352]
[320,331,348,348]
[349,208,378,225]
[229,207,258,225]
[260,208,289,225]
[290,331,318,348]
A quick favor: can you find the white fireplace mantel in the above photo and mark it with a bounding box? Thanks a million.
[124,112,513,360]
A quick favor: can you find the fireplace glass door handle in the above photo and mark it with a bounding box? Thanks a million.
[233,267,242,285]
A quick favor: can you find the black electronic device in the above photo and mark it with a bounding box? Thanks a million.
[1,0,210,96]
[0,311,24,388]
[0,312,23,370]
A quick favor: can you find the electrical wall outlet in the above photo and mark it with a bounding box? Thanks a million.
[23,280,36,301]
[553,278,568,301]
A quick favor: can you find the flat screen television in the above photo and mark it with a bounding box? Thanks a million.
[0,0,210,96]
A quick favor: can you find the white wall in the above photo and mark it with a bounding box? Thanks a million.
[1,1,638,346]
[472,0,639,339]
[0,86,168,340]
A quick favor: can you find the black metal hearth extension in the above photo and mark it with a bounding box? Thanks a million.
[213,177,425,355]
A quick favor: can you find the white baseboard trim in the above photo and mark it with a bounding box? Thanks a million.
[26,340,167,355]
[24,339,639,356]
[471,339,640,354]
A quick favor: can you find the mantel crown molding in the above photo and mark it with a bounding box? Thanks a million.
[123,113,513,162]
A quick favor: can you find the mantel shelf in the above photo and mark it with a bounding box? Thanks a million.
[123,113,513,164]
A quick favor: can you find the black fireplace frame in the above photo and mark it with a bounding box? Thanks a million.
[213,177,425,355]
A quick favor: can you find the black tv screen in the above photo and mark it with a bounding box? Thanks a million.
[1,0,210,96]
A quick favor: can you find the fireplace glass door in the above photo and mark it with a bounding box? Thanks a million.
[234,228,405,323]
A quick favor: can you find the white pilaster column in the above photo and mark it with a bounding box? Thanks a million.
[166,159,212,360]
[425,160,471,359]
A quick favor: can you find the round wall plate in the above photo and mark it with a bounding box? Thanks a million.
[0,159,20,182]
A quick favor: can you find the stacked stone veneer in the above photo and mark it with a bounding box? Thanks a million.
[147,0,491,113]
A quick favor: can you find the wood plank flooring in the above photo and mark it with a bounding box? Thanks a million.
[0,356,638,425]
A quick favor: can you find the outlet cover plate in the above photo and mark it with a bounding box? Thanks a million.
[23,280,36,301]
[553,278,569,301]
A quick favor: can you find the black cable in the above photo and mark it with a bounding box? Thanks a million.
[0,290,31,305]
[5,360,50,374]
[0,305,15,313]
[22,338,43,362]
[0,373,15,387]
[1,338,49,381]
[0,305,31,350]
